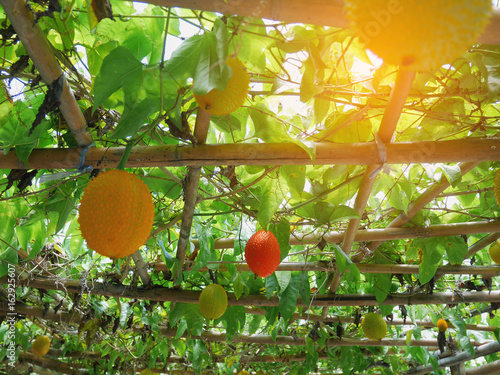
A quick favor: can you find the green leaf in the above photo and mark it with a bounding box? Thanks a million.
[169,303,204,336]
[192,223,214,272]
[0,248,17,278]
[275,271,291,293]
[269,220,291,261]
[257,178,283,230]
[234,274,245,300]
[280,165,306,196]
[447,309,467,336]
[414,238,444,284]
[192,19,230,95]
[278,272,303,321]
[374,273,392,305]
[119,302,130,329]
[333,245,360,283]
[265,273,278,299]
[92,46,144,111]
[441,236,468,266]
[439,164,462,187]
[223,305,246,341]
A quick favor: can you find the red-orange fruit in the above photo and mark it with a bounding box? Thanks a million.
[244,230,281,278]
[78,170,155,259]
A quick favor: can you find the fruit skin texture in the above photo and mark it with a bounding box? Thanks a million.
[494,170,500,208]
[32,335,50,356]
[245,230,281,278]
[344,0,492,71]
[139,370,154,375]
[199,284,228,320]
[489,241,500,266]
[194,57,250,116]
[437,318,448,333]
[78,170,155,259]
[361,313,387,340]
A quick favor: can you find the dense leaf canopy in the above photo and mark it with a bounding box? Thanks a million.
[1,1,500,374]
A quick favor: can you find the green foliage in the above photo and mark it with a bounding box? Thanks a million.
[0,2,499,374]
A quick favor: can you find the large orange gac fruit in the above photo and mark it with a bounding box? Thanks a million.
[194,57,250,116]
[78,170,154,259]
[199,284,228,320]
[32,335,50,356]
[245,230,281,278]
[344,0,492,71]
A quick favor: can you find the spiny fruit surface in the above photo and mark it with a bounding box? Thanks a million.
[32,335,50,356]
[489,241,500,265]
[78,170,155,259]
[245,230,281,278]
[344,0,492,71]
[494,169,500,208]
[361,313,387,340]
[199,284,228,320]
[437,318,448,332]
[194,57,250,116]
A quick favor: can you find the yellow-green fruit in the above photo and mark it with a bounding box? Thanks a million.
[489,241,500,265]
[139,370,154,375]
[344,0,492,71]
[194,57,250,116]
[238,371,250,375]
[437,318,448,333]
[361,313,387,340]
[32,335,50,356]
[494,169,500,208]
[78,170,155,259]
[199,284,228,320]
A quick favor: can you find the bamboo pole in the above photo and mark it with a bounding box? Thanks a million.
[187,220,500,249]
[0,0,93,148]
[465,359,500,375]
[2,303,496,333]
[11,276,500,307]
[132,0,500,46]
[367,161,479,253]
[160,261,500,277]
[2,139,500,170]
[406,341,500,375]
[333,70,416,295]
[174,108,211,283]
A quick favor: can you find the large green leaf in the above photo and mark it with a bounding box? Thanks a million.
[278,272,303,321]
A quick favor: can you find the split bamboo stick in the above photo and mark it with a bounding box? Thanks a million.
[1,138,499,170]
[10,276,500,307]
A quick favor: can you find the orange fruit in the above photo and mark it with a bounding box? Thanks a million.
[361,313,387,340]
[32,335,50,356]
[245,230,281,278]
[194,57,249,116]
[199,284,228,320]
[344,0,492,71]
[494,169,500,208]
[78,170,155,259]
[489,241,500,265]
[437,318,448,333]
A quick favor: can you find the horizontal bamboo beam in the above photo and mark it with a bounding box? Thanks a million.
[406,341,500,375]
[10,276,500,307]
[135,0,500,46]
[2,138,500,169]
[2,303,496,332]
[155,261,500,277]
[189,221,500,250]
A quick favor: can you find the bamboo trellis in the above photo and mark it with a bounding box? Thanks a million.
[1,0,500,374]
